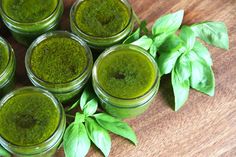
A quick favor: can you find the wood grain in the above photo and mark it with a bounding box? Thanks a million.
[1,0,236,156]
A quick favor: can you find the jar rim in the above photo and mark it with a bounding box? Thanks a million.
[0,87,65,155]
[25,31,93,92]
[92,44,161,104]
[0,0,61,25]
[0,36,13,81]
[70,0,134,40]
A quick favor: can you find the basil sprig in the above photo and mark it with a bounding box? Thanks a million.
[64,87,137,157]
[0,145,10,157]
[124,10,229,111]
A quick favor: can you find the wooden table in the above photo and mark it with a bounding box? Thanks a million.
[1,0,236,156]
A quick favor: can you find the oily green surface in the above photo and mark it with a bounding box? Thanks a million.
[31,36,88,84]
[0,42,8,74]
[2,0,58,23]
[75,0,130,37]
[0,93,59,146]
[97,49,156,99]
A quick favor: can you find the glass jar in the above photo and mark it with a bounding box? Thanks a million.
[70,0,135,49]
[0,36,15,98]
[25,31,93,103]
[92,45,161,118]
[0,0,64,45]
[0,87,66,157]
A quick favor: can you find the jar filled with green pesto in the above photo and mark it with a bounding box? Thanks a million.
[70,0,135,49]
[0,0,64,45]
[25,31,93,103]
[0,87,66,157]
[0,36,16,98]
[93,45,161,118]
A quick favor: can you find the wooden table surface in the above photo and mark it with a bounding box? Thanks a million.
[1,0,236,156]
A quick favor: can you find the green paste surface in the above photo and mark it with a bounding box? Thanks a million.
[75,0,130,37]
[97,49,156,99]
[0,92,59,146]
[31,36,88,84]
[2,0,58,23]
[0,41,9,74]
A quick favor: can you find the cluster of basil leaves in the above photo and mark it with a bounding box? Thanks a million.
[125,10,229,111]
[63,87,137,157]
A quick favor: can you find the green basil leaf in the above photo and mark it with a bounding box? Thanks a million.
[191,21,229,50]
[179,26,196,50]
[193,41,213,66]
[171,66,190,111]
[175,53,191,81]
[0,146,10,157]
[66,99,80,112]
[152,10,184,35]
[159,35,183,53]
[94,113,137,145]
[131,35,153,50]
[80,87,95,111]
[149,44,158,58]
[64,122,91,157]
[123,28,140,44]
[189,51,215,96]
[75,112,85,123]
[85,117,111,157]
[152,32,173,50]
[83,98,98,116]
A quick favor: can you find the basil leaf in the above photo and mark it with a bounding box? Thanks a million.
[159,35,183,53]
[149,44,158,58]
[94,113,137,145]
[172,66,190,111]
[189,51,215,96]
[131,35,153,50]
[80,87,95,111]
[191,21,229,50]
[75,112,85,123]
[123,28,140,44]
[152,10,184,35]
[179,26,196,50]
[83,98,98,116]
[193,41,213,66]
[64,122,91,157]
[152,32,173,50]
[171,53,191,111]
[0,146,10,157]
[66,99,80,112]
[85,117,111,157]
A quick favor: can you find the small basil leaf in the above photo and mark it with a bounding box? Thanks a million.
[179,26,196,50]
[191,21,229,50]
[0,146,10,157]
[83,98,98,116]
[149,44,158,58]
[94,113,137,145]
[64,122,91,157]
[85,117,111,157]
[123,28,140,44]
[75,112,85,123]
[80,87,95,111]
[152,10,184,35]
[66,99,80,112]
[175,53,191,81]
[159,35,183,53]
[157,49,185,76]
[189,51,215,96]
[153,32,173,50]
[193,41,213,66]
[131,35,153,50]
[171,66,190,111]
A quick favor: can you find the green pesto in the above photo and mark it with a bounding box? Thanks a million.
[0,42,9,74]
[97,49,156,99]
[2,0,58,23]
[0,93,59,146]
[75,0,130,37]
[30,36,88,84]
